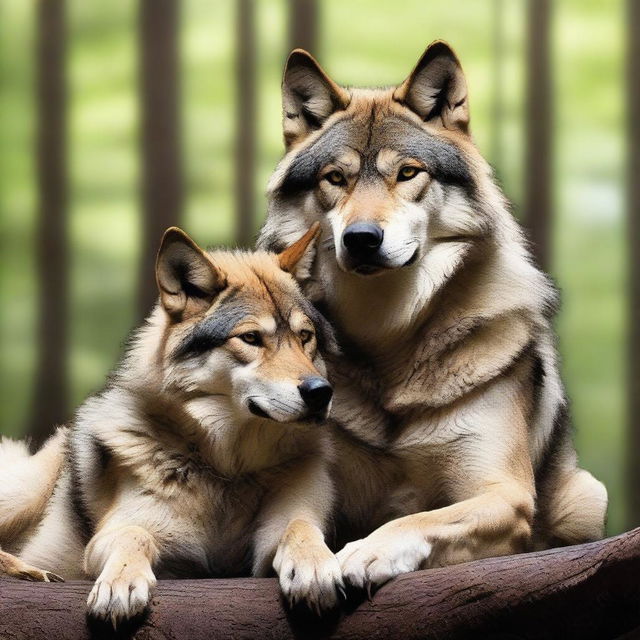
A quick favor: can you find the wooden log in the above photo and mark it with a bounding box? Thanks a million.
[1,528,640,639]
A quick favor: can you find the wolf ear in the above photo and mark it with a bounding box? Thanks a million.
[278,222,321,280]
[156,227,226,321]
[394,41,469,133]
[282,49,350,149]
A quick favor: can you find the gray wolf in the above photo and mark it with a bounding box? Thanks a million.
[0,225,344,623]
[258,41,607,589]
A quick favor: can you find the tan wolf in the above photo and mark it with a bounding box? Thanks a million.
[258,41,607,589]
[0,225,345,623]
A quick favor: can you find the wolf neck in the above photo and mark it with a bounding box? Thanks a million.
[317,240,471,353]
[318,231,551,361]
[181,396,304,476]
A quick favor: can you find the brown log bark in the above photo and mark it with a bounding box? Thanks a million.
[1,528,639,639]
[29,0,69,449]
[524,0,553,271]
[138,0,183,318]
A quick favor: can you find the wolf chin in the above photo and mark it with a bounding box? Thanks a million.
[259,41,607,589]
[0,225,345,623]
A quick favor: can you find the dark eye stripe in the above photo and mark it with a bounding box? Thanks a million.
[172,305,250,360]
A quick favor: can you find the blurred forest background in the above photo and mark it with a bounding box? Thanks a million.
[0,0,638,537]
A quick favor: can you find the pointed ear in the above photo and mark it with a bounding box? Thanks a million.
[156,227,226,320]
[282,49,350,148]
[278,222,321,280]
[394,41,470,133]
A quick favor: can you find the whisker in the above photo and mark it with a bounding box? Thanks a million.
[269,398,303,414]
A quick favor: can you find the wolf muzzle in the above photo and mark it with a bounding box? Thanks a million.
[298,376,333,415]
[342,223,384,263]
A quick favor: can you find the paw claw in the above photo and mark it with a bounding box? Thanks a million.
[45,571,65,583]
[15,565,64,583]
[338,529,432,590]
[87,566,155,626]
[276,543,344,614]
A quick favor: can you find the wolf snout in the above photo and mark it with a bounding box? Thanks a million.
[298,376,333,414]
[342,222,384,260]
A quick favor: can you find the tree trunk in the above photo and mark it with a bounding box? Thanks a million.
[234,0,256,248]
[627,0,640,530]
[289,0,318,54]
[138,0,183,318]
[490,0,505,179]
[524,0,553,270]
[1,528,639,639]
[29,0,68,449]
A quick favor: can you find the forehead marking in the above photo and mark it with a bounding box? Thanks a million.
[280,112,471,195]
[289,309,311,332]
[256,316,277,335]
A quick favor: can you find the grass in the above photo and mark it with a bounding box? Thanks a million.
[0,0,628,533]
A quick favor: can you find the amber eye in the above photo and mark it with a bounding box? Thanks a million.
[299,329,314,345]
[239,331,262,346]
[325,170,347,186]
[397,166,421,181]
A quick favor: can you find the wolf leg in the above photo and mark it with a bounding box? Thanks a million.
[85,525,159,627]
[0,548,64,582]
[542,467,607,545]
[253,461,343,614]
[337,482,534,589]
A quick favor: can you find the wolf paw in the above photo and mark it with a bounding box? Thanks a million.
[16,567,65,583]
[274,540,345,615]
[0,552,64,583]
[87,564,156,627]
[337,523,432,590]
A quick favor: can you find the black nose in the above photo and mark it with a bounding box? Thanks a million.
[298,376,333,414]
[342,223,384,259]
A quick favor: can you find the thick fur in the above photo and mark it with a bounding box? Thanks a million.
[259,42,607,588]
[0,228,344,622]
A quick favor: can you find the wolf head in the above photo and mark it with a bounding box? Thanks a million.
[262,41,492,272]
[260,42,551,341]
[131,225,337,425]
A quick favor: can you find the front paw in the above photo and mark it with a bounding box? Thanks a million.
[87,563,156,627]
[336,523,432,590]
[274,540,345,615]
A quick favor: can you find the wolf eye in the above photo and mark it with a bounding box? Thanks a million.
[239,331,262,346]
[325,170,347,187]
[299,329,314,345]
[397,166,421,181]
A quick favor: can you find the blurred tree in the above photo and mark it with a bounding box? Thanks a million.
[138,0,183,318]
[524,0,552,270]
[491,0,505,179]
[29,0,68,449]
[235,0,256,247]
[289,0,317,54]
[627,0,639,529]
